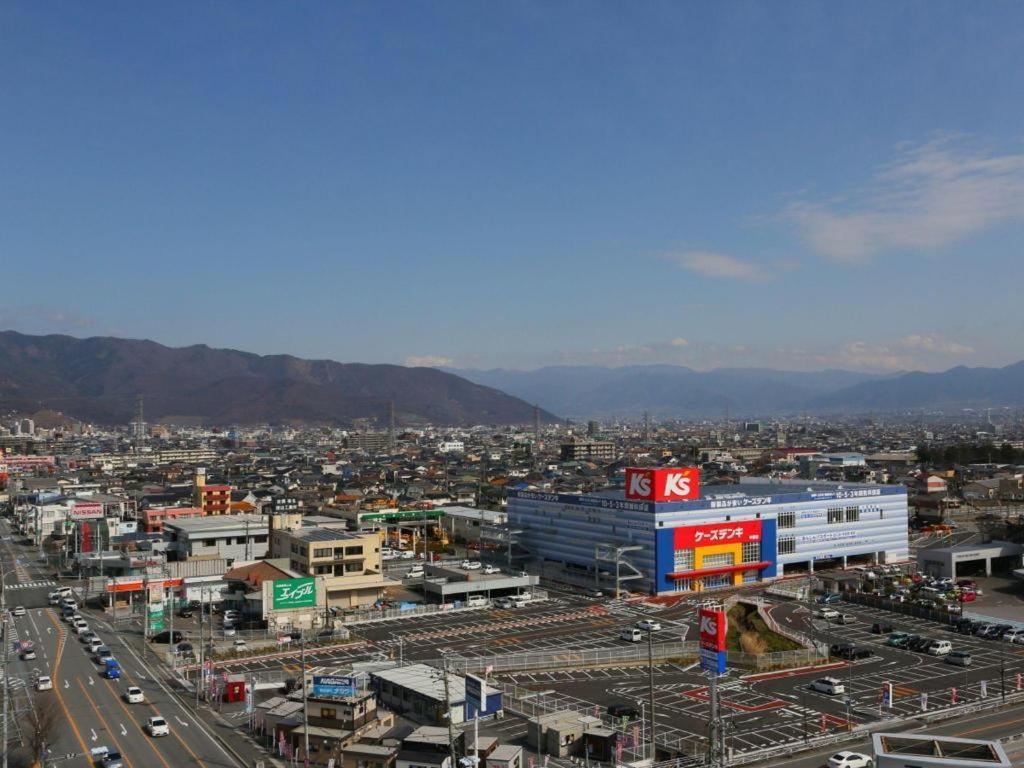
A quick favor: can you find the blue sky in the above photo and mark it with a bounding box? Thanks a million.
[2,2,1023,372]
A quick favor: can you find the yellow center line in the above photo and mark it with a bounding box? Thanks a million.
[76,678,137,768]
[43,610,92,766]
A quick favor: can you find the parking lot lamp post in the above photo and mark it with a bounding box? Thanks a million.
[647,629,656,762]
[801,691,807,743]
[1000,642,1006,702]
[300,631,309,768]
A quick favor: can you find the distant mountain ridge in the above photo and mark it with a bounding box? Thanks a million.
[448,361,1024,417]
[0,331,554,426]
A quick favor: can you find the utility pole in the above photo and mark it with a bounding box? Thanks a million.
[647,630,656,762]
[2,561,8,768]
[301,632,310,768]
[142,575,149,660]
[195,587,205,709]
[442,655,457,768]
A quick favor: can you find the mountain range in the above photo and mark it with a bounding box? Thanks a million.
[450,362,1024,418]
[0,331,552,427]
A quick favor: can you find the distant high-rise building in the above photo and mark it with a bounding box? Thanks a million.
[587,420,599,437]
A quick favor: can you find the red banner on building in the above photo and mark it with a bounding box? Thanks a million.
[673,520,761,549]
[624,467,700,502]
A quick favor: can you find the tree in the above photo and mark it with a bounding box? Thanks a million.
[28,692,61,766]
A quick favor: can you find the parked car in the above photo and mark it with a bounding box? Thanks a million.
[619,628,643,643]
[635,619,661,632]
[817,593,842,605]
[815,608,841,620]
[460,560,482,570]
[481,565,500,575]
[826,752,872,768]
[886,632,910,648]
[945,651,972,667]
[870,623,894,634]
[177,607,194,618]
[149,630,184,644]
[834,613,854,625]
[927,640,952,656]
[1001,629,1024,644]
[809,677,845,696]
[607,703,640,719]
[908,636,933,652]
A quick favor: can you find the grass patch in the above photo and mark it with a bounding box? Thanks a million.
[725,602,801,653]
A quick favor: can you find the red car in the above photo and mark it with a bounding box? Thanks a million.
[959,590,977,603]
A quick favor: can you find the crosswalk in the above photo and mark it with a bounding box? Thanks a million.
[5,580,55,591]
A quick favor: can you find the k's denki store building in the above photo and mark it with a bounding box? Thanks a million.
[507,471,909,595]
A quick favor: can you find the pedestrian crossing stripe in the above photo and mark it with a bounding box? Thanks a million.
[5,580,55,590]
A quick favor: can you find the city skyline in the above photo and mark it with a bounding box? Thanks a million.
[3,2,1024,372]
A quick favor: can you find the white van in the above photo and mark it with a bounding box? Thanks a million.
[466,595,488,608]
[809,677,845,695]
[509,594,531,608]
[620,628,643,643]
[927,640,953,656]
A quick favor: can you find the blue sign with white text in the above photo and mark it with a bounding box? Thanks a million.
[312,675,355,697]
[699,647,727,676]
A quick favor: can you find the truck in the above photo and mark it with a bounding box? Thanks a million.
[104,658,121,680]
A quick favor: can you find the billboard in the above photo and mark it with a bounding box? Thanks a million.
[312,675,355,697]
[465,674,483,713]
[69,501,104,520]
[674,520,762,549]
[624,467,700,502]
[698,606,727,675]
[271,577,317,610]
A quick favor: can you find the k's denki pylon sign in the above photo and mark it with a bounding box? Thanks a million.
[625,467,700,502]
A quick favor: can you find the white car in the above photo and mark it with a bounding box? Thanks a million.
[400,550,416,560]
[146,716,170,737]
[87,638,104,653]
[74,622,91,636]
[234,639,247,649]
[635,619,662,632]
[36,676,53,691]
[827,752,872,768]
[1001,629,1024,644]
[815,608,840,620]
[124,686,144,704]
[461,560,482,570]
[809,677,845,696]
[481,565,500,574]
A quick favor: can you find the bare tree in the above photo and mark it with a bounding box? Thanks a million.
[28,693,60,765]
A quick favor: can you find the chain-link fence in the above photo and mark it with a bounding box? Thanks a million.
[840,590,960,624]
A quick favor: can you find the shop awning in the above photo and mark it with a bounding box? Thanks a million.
[667,561,771,580]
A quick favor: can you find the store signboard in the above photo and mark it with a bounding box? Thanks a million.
[272,578,316,610]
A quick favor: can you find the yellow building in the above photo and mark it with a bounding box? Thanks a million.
[270,525,396,610]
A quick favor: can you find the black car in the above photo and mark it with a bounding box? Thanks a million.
[829,643,855,657]
[990,624,1013,639]
[149,630,184,644]
[177,608,194,618]
[907,636,929,651]
[871,623,894,634]
[833,645,872,660]
[607,703,640,719]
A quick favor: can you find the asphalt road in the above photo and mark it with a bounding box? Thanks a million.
[0,519,240,768]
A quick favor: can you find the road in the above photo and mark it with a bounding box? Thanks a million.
[0,519,241,767]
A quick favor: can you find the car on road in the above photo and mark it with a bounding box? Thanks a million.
[93,646,113,663]
[90,746,112,767]
[146,716,170,737]
[870,623,894,634]
[460,560,482,570]
[635,619,661,632]
[481,565,500,575]
[101,750,123,768]
[809,677,845,696]
[87,637,104,653]
[21,648,36,660]
[36,676,52,691]
[124,686,145,704]
[607,703,640,719]
[74,621,90,635]
[80,631,98,644]
[815,608,840,620]
[826,752,872,768]
[945,651,972,667]
[11,606,25,617]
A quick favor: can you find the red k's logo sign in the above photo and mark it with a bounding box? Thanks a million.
[699,606,727,651]
[625,467,700,502]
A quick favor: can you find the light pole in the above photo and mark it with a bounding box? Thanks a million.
[300,631,310,768]
[2,559,9,768]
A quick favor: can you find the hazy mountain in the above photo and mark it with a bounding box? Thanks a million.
[810,361,1024,412]
[0,331,554,426]
[447,365,891,418]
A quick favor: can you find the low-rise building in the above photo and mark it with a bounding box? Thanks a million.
[164,514,268,564]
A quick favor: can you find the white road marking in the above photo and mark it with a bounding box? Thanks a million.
[88,677,94,686]
[64,680,69,689]
[120,723,127,736]
[90,728,98,742]
[174,716,189,727]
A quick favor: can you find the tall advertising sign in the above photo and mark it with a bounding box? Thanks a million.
[698,605,727,675]
[271,577,317,610]
[625,467,700,502]
[465,674,484,717]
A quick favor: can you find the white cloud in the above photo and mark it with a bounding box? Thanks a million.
[405,355,454,368]
[781,334,976,371]
[666,250,770,282]
[783,137,1024,262]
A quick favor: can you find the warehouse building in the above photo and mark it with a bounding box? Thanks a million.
[507,470,908,595]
